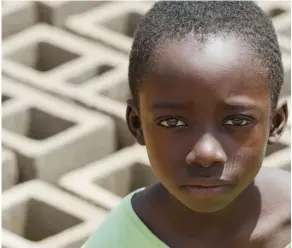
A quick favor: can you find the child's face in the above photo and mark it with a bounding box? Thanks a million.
[127,35,286,212]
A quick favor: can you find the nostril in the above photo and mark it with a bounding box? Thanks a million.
[185,147,227,168]
[185,133,227,167]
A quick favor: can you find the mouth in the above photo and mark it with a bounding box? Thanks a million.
[181,178,233,197]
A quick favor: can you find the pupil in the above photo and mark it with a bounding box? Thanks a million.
[168,119,177,125]
[233,118,244,125]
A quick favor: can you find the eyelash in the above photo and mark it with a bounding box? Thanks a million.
[157,117,187,128]
[157,115,254,128]
[223,115,254,127]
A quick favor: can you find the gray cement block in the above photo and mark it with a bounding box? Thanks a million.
[286,96,291,129]
[263,147,291,171]
[65,2,153,53]
[2,23,128,101]
[1,78,27,109]
[281,52,291,97]
[2,149,18,191]
[2,78,116,184]
[2,180,107,248]
[2,24,131,151]
[266,125,290,153]
[37,1,105,27]
[75,67,136,149]
[60,144,156,210]
[38,222,96,248]
[2,92,14,106]
[273,12,291,38]
[278,35,291,55]
[264,126,291,171]
[256,1,291,98]
[256,1,291,19]
[62,237,88,248]
[2,1,37,39]
[256,1,291,56]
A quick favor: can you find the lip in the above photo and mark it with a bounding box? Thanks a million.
[183,178,233,187]
[181,178,233,197]
[182,184,232,197]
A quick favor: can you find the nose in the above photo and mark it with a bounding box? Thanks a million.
[185,133,227,167]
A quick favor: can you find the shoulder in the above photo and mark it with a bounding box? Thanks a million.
[82,195,132,247]
[256,167,290,218]
[83,189,151,248]
[253,167,290,247]
[82,210,122,247]
[256,167,290,203]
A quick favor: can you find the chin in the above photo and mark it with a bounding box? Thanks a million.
[175,193,236,213]
[183,200,231,213]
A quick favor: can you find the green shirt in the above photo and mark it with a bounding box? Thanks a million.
[82,188,167,248]
[82,188,291,248]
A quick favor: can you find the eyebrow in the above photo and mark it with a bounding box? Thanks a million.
[150,102,190,110]
[150,101,261,112]
[222,102,262,113]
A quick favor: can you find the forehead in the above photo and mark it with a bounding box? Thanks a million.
[153,34,267,81]
[140,34,270,106]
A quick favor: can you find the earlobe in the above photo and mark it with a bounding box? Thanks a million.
[268,99,288,145]
[126,99,145,146]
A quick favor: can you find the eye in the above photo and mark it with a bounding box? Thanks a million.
[158,117,187,128]
[224,116,252,126]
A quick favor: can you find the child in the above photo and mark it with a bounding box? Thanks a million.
[82,1,291,247]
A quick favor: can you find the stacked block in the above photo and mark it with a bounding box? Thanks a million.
[264,128,291,171]
[2,24,135,149]
[65,2,153,53]
[1,1,291,247]
[60,144,156,210]
[2,1,37,39]
[2,149,18,191]
[75,67,136,149]
[2,77,116,184]
[2,180,107,248]
[37,1,105,27]
[2,24,127,97]
[255,1,291,97]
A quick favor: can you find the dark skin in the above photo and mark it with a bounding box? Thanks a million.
[126,34,290,248]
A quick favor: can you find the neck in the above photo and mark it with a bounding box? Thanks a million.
[153,182,261,237]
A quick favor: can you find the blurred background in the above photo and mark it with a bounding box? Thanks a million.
[2,1,291,248]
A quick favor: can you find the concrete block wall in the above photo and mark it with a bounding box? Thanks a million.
[60,144,155,210]
[256,1,291,31]
[2,1,37,39]
[2,149,18,191]
[2,23,134,149]
[2,1,291,247]
[2,24,128,98]
[286,96,291,129]
[255,1,291,98]
[264,128,291,170]
[37,1,105,27]
[281,47,291,97]
[75,67,136,149]
[65,2,153,53]
[2,180,107,248]
[2,1,106,39]
[2,77,116,184]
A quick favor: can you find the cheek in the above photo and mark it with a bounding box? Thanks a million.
[226,146,264,176]
[142,126,182,181]
[225,124,269,180]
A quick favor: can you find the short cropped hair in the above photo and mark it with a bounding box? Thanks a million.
[129,1,284,110]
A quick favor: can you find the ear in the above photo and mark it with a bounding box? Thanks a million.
[126,99,145,146]
[268,98,289,144]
